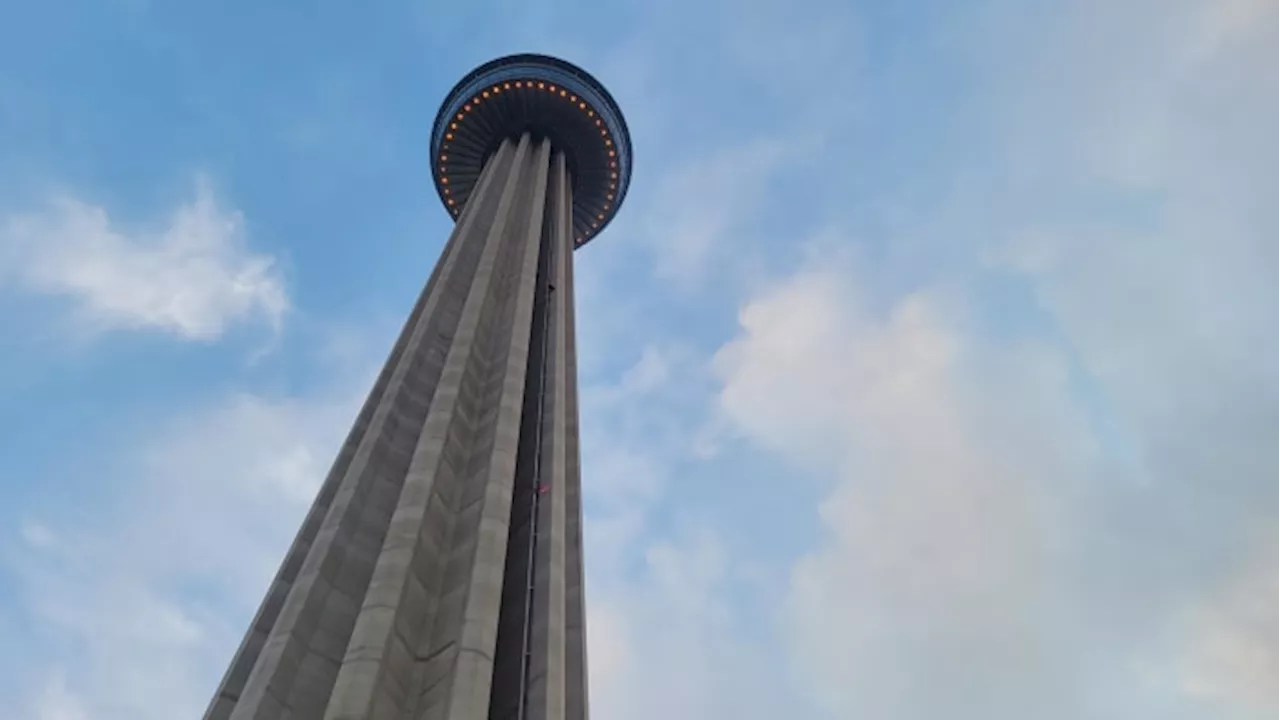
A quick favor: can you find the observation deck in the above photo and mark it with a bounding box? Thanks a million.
[429,53,633,248]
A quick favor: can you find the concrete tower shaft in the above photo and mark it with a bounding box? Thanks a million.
[206,133,588,720]
[207,52,627,720]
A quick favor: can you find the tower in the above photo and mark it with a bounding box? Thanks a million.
[205,54,631,720]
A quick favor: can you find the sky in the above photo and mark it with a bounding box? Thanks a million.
[0,0,1274,718]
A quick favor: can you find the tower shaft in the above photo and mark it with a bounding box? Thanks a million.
[206,133,588,720]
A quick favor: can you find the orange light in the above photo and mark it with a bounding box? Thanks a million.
[447,199,455,205]
[607,193,613,200]
[463,105,471,112]
[610,161,616,168]
[503,83,510,89]
[549,85,556,92]
[515,81,523,88]
[609,150,616,157]
[592,222,598,228]
[456,113,463,120]
[603,204,610,210]
[441,177,448,184]
[441,154,448,161]
[610,173,617,179]
[597,214,604,220]
[445,133,454,140]
[492,86,499,93]
[538,82,545,89]
[570,94,577,101]
[482,91,489,99]
[605,139,612,146]
[588,110,594,117]
[595,118,602,126]
[579,102,586,110]
[560,89,567,97]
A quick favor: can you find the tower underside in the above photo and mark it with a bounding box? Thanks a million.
[206,133,588,720]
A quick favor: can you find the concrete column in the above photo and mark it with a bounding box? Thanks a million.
[559,164,589,720]
[521,150,572,720]
[408,132,552,720]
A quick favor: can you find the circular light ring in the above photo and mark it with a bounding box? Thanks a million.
[435,79,616,233]
[429,54,633,247]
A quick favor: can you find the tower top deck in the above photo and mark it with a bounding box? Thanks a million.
[430,53,633,248]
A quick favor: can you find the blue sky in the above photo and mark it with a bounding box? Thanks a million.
[0,0,1274,718]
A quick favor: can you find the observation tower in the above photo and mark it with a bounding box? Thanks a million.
[206,53,631,720]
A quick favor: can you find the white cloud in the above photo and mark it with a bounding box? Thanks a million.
[7,382,366,720]
[715,263,1095,718]
[713,266,869,461]
[1198,0,1273,58]
[588,531,804,720]
[584,344,676,409]
[579,344,691,598]
[579,342,822,719]
[31,672,87,720]
[1174,545,1278,715]
[1,177,286,340]
[642,140,786,285]
[708,0,1276,717]
[18,520,56,551]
